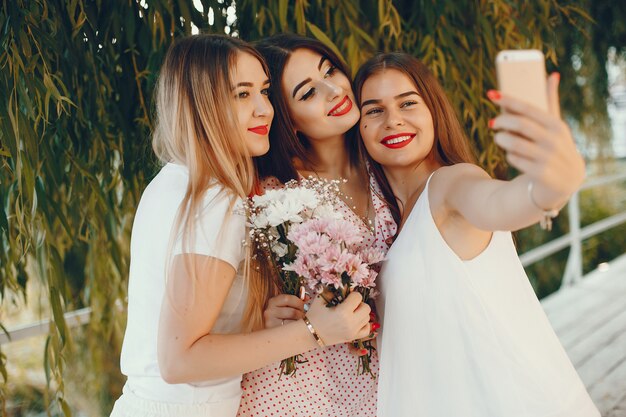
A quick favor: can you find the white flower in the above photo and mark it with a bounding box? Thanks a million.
[251,211,269,228]
[272,241,289,258]
[283,187,318,209]
[252,189,282,208]
[312,203,343,220]
[266,200,305,226]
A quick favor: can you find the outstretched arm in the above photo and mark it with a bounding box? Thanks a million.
[440,73,584,232]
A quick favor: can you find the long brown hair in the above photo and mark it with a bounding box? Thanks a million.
[253,33,363,184]
[153,34,269,331]
[353,52,477,225]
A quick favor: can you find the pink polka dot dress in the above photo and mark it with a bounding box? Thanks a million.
[238,172,397,417]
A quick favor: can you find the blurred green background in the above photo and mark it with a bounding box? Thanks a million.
[1,0,625,415]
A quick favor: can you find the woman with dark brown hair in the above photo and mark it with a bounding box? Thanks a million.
[237,34,396,417]
[354,52,599,417]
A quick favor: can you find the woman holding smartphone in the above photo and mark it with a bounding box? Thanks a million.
[110,34,371,417]
[354,52,599,417]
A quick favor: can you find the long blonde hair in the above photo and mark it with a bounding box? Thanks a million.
[153,34,269,332]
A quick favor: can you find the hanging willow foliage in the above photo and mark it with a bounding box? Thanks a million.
[0,0,237,413]
[0,0,609,415]
[238,0,594,174]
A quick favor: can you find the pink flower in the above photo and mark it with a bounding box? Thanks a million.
[359,247,386,265]
[325,219,363,246]
[308,218,331,233]
[318,244,344,272]
[287,220,335,255]
[319,271,343,289]
[299,233,332,256]
[305,275,324,294]
[356,269,378,289]
[344,254,369,284]
[286,223,308,245]
[283,255,315,280]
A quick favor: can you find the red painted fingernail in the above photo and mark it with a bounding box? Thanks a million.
[488,118,495,129]
[487,90,501,101]
[358,348,368,356]
[371,322,381,331]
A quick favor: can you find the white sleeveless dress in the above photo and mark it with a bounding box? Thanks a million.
[376,174,599,417]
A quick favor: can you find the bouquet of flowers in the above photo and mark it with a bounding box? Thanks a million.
[246,177,385,378]
[284,217,385,377]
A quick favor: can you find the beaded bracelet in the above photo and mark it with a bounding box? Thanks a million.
[302,315,325,347]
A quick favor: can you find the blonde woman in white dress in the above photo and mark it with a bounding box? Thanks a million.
[354,52,600,417]
[109,34,372,417]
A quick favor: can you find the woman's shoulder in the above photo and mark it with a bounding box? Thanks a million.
[426,164,490,214]
[437,163,487,178]
[140,163,187,200]
[430,163,490,192]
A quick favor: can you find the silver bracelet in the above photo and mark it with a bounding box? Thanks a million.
[528,180,559,231]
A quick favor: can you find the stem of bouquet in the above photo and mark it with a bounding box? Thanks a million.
[316,281,377,378]
[279,351,309,379]
[352,286,376,378]
[275,224,309,378]
[277,272,309,379]
[353,338,376,378]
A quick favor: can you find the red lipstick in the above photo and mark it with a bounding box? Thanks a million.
[327,96,352,116]
[380,133,416,149]
[248,125,269,135]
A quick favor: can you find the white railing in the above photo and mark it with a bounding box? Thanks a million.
[519,172,626,287]
[0,307,92,345]
[2,173,626,345]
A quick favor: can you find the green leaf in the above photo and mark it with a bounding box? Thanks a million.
[59,397,73,417]
[0,321,10,342]
[43,335,52,385]
[49,286,68,346]
[306,22,345,65]
[278,0,288,30]
[0,349,7,382]
[347,20,376,49]
[36,177,73,238]
[294,0,306,34]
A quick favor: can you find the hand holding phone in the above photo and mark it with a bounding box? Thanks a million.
[496,49,548,112]
[490,50,585,218]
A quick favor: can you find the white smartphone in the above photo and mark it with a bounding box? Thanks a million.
[496,49,548,112]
